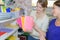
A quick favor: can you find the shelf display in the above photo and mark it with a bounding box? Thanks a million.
[0,0,32,40]
[8,0,32,15]
[0,27,18,40]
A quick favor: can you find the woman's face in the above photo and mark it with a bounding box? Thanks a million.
[36,3,44,14]
[52,4,60,17]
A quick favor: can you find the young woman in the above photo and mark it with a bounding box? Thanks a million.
[46,0,60,40]
[28,0,49,40]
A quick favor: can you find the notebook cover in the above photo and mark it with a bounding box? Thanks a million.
[0,27,13,33]
[21,16,26,31]
[16,17,22,28]
[24,16,34,32]
[0,32,6,36]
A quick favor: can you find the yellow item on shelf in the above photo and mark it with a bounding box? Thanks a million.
[5,23,18,28]
[11,8,20,12]
[15,8,20,11]
[7,36,16,40]
[2,6,6,13]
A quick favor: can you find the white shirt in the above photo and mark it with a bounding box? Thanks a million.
[30,11,49,39]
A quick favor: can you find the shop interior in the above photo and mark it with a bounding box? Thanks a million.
[0,0,57,40]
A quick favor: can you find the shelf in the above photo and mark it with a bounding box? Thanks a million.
[0,4,4,6]
[0,18,17,24]
[0,17,18,40]
[0,28,18,40]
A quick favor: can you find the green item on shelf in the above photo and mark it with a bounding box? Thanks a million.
[23,32,29,36]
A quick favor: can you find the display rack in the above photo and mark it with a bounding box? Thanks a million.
[0,18,16,24]
[0,28,18,40]
[0,17,19,40]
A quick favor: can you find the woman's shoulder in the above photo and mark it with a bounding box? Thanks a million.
[49,18,56,25]
[50,19,56,22]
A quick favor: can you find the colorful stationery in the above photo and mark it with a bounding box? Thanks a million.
[0,27,13,33]
[2,6,6,13]
[24,16,34,32]
[16,17,22,28]
[6,8,11,12]
[21,16,25,31]
[0,6,11,13]
[16,16,34,32]
[0,32,6,36]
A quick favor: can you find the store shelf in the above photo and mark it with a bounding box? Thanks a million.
[0,18,17,24]
[0,28,18,40]
[0,17,18,40]
[0,4,4,6]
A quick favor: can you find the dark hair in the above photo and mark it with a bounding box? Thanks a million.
[54,0,60,7]
[37,0,48,8]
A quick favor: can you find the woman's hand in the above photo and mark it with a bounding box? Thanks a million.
[34,23,46,40]
[39,34,46,40]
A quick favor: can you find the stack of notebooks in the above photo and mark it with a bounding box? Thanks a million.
[0,27,13,36]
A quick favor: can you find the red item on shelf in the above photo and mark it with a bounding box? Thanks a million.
[0,32,6,36]
[20,36,26,40]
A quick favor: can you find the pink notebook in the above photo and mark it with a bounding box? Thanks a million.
[24,16,34,32]
[16,17,22,28]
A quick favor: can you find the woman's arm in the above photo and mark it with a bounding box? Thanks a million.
[33,17,49,40]
[33,23,46,40]
[34,23,46,37]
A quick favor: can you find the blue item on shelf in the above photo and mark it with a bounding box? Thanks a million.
[6,8,11,12]
[0,27,13,33]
